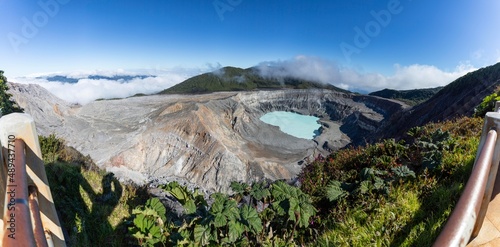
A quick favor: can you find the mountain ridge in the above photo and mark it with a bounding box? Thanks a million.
[159,66,349,94]
[375,62,500,140]
[369,87,443,106]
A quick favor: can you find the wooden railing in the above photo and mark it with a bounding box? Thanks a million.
[434,102,500,247]
[0,113,65,247]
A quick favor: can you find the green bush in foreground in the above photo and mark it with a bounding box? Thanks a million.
[475,86,500,117]
[129,181,316,246]
[299,117,482,246]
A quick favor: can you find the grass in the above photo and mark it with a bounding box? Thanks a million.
[315,185,421,246]
[40,136,149,246]
[300,116,482,246]
[39,116,483,246]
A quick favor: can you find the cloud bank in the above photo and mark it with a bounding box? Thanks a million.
[12,68,200,105]
[11,57,479,105]
[257,56,476,92]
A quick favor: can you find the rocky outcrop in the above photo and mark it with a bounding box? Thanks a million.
[8,83,407,192]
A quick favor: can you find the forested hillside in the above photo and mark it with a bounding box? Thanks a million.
[369,87,442,106]
[377,62,500,141]
[160,66,348,94]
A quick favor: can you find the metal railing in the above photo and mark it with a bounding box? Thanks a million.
[0,113,66,247]
[433,102,500,247]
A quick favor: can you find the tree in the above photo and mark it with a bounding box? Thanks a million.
[0,70,23,115]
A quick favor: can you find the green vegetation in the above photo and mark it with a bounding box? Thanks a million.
[159,66,348,94]
[129,181,316,246]
[434,62,500,99]
[474,86,500,117]
[39,134,149,246]
[0,70,23,115]
[369,87,443,106]
[299,116,482,246]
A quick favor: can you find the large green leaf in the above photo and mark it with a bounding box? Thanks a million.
[210,193,225,214]
[250,181,270,201]
[299,207,315,228]
[184,200,197,214]
[240,205,263,234]
[146,197,167,222]
[213,213,227,228]
[132,214,163,245]
[133,214,154,233]
[230,181,249,195]
[210,194,240,228]
[360,167,374,180]
[270,181,291,202]
[227,220,244,243]
[287,198,299,222]
[373,176,385,190]
[392,165,416,179]
[359,180,372,194]
[170,186,189,204]
[287,197,316,228]
[194,224,212,246]
[325,180,347,202]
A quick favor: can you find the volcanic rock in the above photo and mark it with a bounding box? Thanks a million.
[8,82,407,192]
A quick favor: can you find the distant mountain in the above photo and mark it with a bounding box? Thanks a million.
[159,66,349,94]
[39,74,155,83]
[377,62,500,140]
[42,75,79,83]
[369,87,443,106]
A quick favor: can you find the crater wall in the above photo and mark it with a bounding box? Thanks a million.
[9,83,407,192]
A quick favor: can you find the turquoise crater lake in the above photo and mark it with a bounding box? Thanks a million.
[260,111,321,140]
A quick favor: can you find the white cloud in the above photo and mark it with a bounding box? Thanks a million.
[10,58,480,104]
[256,56,476,92]
[257,56,341,84]
[12,68,201,105]
[341,63,476,91]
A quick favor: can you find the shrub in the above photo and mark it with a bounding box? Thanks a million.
[475,86,500,117]
[129,181,317,246]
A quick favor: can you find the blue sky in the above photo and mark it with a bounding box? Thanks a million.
[1,0,500,100]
